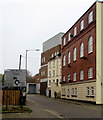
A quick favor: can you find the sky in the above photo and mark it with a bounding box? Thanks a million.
[0,0,98,75]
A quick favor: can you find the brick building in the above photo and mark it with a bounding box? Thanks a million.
[40,33,64,95]
[61,2,103,104]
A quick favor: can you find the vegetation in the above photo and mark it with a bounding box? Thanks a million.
[1,106,32,114]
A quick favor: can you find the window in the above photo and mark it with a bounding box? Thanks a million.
[72,88,74,95]
[63,38,66,46]
[88,11,93,24]
[74,27,77,37]
[53,79,55,82]
[49,62,51,68]
[51,54,54,58]
[80,20,84,31]
[63,76,66,82]
[44,57,45,62]
[80,42,84,58]
[87,87,90,95]
[73,47,76,61]
[88,68,93,79]
[75,88,77,95]
[49,71,51,78]
[68,74,70,82]
[68,89,70,96]
[53,70,55,77]
[62,88,66,95]
[42,58,43,63]
[88,36,93,53]
[73,72,76,81]
[49,80,51,84]
[63,55,66,66]
[68,52,71,64]
[68,33,71,41]
[91,87,94,96]
[80,70,84,80]
[55,52,57,56]
[53,61,55,67]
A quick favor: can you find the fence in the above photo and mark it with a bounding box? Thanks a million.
[2,90,20,106]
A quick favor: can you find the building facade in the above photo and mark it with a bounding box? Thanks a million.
[61,2,103,104]
[47,53,61,98]
[40,33,64,95]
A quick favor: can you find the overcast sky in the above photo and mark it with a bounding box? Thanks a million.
[0,0,97,75]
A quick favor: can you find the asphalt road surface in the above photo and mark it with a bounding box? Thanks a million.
[27,94,102,119]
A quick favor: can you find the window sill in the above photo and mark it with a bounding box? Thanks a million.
[68,64,71,67]
[80,28,84,32]
[73,60,76,62]
[86,95,94,98]
[71,95,77,97]
[88,51,93,55]
[62,94,66,96]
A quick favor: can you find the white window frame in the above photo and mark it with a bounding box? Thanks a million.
[88,11,93,24]
[74,27,77,37]
[88,68,93,79]
[63,55,66,66]
[91,87,94,96]
[88,36,93,54]
[51,54,54,58]
[49,80,51,84]
[80,42,84,58]
[80,20,84,31]
[75,88,77,95]
[73,47,76,61]
[49,71,51,78]
[73,72,76,81]
[63,38,66,46]
[68,33,71,41]
[87,87,90,96]
[53,70,55,77]
[68,89,70,96]
[63,76,66,82]
[72,88,74,95]
[68,52,71,64]
[68,74,70,82]
[53,61,55,67]
[80,70,84,80]
[44,57,45,62]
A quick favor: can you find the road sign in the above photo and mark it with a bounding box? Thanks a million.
[4,69,26,87]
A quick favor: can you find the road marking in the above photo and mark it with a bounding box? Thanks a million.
[43,109,65,119]
[27,98,39,105]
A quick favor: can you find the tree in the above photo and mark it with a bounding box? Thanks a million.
[26,71,34,83]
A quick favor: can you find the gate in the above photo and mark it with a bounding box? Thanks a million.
[2,90,20,106]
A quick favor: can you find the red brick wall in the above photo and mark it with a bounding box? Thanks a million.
[40,45,61,78]
[62,3,96,83]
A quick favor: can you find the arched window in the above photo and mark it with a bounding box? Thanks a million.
[68,52,71,64]
[80,42,84,58]
[63,55,66,66]
[88,11,93,24]
[88,36,93,53]
[73,47,76,61]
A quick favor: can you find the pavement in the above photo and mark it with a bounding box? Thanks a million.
[1,99,59,119]
[1,94,103,119]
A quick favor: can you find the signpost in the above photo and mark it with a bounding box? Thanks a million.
[4,69,26,107]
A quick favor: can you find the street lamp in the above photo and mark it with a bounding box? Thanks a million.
[25,49,40,72]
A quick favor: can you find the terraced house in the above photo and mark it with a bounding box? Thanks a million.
[61,1,103,104]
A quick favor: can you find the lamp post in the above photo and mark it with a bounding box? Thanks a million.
[25,49,40,100]
[25,49,40,71]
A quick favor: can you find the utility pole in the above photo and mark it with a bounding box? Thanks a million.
[19,55,22,70]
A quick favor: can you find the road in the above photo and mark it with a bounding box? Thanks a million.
[27,94,102,119]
